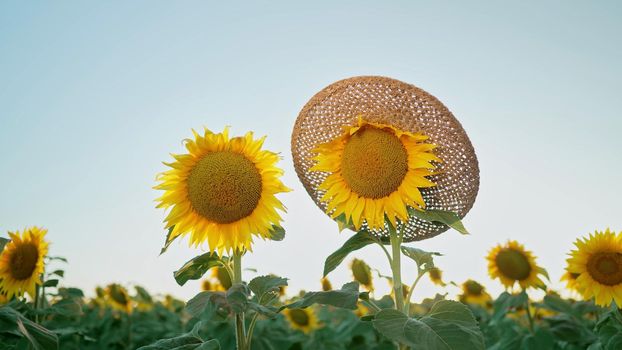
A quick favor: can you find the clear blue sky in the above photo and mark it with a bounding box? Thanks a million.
[1,1,621,301]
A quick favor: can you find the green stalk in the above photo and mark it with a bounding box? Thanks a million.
[232,250,247,350]
[33,283,40,324]
[389,225,404,313]
[403,269,424,316]
[523,289,534,334]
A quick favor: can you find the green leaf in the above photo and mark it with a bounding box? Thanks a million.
[521,328,555,350]
[400,246,441,269]
[0,306,59,350]
[248,275,288,303]
[160,226,178,255]
[282,282,360,310]
[135,285,154,303]
[247,302,278,318]
[47,298,83,317]
[48,269,65,278]
[607,334,622,350]
[137,322,220,350]
[185,291,228,318]
[174,252,224,286]
[491,291,528,323]
[408,208,469,235]
[0,237,9,252]
[226,283,249,313]
[323,230,376,277]
[373,300,484,350]
[43,279,59,288]
[268,225,285,241]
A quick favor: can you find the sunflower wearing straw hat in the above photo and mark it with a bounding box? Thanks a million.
[291,76,479,241]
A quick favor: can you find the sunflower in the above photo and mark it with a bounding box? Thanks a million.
[283,307,319,333]
[560,270,582,294]
[320,277,332,291]
[0,227,48,299]
[354,302,369,317]
[566,229,622,307]
[487,240,546,290]
[310,117,440,230]
[458,280,492,307]
[105,283,132,313]
[350,258,373,291]
[155,127,290,253]
[428,267,445,286]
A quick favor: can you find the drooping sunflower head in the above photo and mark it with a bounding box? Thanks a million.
[310,117,440,231]
[459,279,492,307]
[487,240,546,290]
[0,227,49,299]
[350,258,373,291]
[428,267,445,286]
[320,277,332,291]
[155,127,290,253]
[566,229,622,307]
[105,283,132,313]
[283,307,319,333]
[292,76,479,241]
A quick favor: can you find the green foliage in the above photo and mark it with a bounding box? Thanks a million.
[372,300,485,349]
[174,253,226,286]
[407,208,469,235]
[282,282,360,310]
[323,230,376,277]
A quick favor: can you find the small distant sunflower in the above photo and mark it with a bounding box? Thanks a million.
[566,229,622,307]
[487,240,546,290]
[350,258,373,291]
[155,127,290,253]
[459,280,492,307]
[283,307,319,333]
[320,277,332,291]
[201,279,222,292]
[560,270,582,294]
[0,227,49,299]
[310,117,440,230]
[428,267,445,286]
[106,284,132,313]
[354,302,369,317]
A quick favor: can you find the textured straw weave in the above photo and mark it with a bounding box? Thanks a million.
[291,76,479,242]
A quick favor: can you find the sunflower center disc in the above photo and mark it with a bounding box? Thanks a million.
[495,248,532,281]
[341,126,408,199]
[587,252,622,286]
[289,309,310,326]
[9,243,39,280]
[110,287,129,305]
[465,281,483,295]
[187,151,262,224]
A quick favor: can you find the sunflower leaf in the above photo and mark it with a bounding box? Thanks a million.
[400,246,442,269]
[407,208,469,235]
[280,282,360,310]
[174,252,224,286]
[323,230,376,277]
[372,300,484,350]
[268,225,285,241]
[248,275,288,303]
[226,283,250,314]
[0,237,9,251]
[0,306,59,350]
[159,226,178,255]
[137,321,221,350]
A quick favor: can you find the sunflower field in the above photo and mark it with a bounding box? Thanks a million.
[2,76,621,350]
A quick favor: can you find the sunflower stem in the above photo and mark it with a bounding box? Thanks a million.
[523,289,535,334]
[404,268,425,316]
[232,250,247,350]
[388,224,404,313]
[33,283,40,324]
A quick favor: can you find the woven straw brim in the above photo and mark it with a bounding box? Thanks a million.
[291,76,479,242]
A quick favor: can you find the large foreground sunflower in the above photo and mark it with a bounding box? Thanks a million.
[0,227,48,299]
[487,240,546,290]
[155,127,290,253]
[283,307,319,333]
[310,117,440,230]
[566,229,622,307]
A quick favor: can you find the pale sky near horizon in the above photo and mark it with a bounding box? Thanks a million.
[1,1,621,301]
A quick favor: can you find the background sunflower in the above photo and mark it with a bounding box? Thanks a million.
[0,227,48,299]
[487,240,546,290]
[566,229,622,307]
[283,307,319,333]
